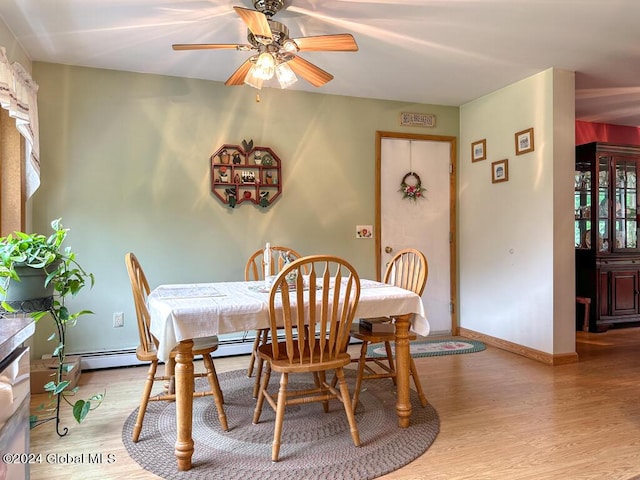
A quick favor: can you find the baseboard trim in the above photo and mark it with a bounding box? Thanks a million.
[458,327,579,365]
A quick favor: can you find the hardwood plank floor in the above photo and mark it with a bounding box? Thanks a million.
[29,329,640,479]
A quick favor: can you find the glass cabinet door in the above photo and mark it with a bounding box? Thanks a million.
[597,155,610,252]
[575,162,592,249]
[613,156,639,250]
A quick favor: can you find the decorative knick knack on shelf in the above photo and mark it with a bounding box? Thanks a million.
[259,191,269,208]
[225,187,237,208]
[232,152,242,164]
[261,153,273,166]
[219,166,228,183]
[218,149,230,164]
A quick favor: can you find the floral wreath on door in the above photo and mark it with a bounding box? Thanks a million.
[400,171,426,201]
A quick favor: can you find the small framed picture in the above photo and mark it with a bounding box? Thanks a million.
[515,128,534,155]
[471,139,486,162]
[492,159,509,183]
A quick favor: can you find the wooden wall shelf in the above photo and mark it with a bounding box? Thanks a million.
[210,144,282,208]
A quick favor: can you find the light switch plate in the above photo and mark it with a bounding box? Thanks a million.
[356,225,373,239]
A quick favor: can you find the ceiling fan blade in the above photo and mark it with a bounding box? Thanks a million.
[287,56,334,87]
[291,34,358,52]
[172,43,250,51]
[233,6,272,42]
[225,59,254,86]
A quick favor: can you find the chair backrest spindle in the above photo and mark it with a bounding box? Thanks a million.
[244,246,305,281]
[384,248,428,296]
[268,255,360,366]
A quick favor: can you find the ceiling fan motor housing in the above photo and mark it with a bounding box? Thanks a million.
[252,0,284,18]
[247,20,291,50]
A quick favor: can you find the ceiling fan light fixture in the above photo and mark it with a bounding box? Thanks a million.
[276,62,297,89]
[244,65,264,90]
[254,52,276,80]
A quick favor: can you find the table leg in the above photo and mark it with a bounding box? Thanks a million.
[394,314,412,428]
[174,340,194,471]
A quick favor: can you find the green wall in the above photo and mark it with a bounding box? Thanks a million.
[30,63,459,357]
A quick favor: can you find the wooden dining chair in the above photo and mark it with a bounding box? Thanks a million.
[253,255,362,462]
[125,252,228,442]
[349,248,429,412]
[244,246,305,398]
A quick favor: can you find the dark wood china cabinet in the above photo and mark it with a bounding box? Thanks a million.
[575,142,640,332]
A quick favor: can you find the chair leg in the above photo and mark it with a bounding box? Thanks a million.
[247,330,262,378]
[253,362,271,425]
[409,357,428,407]
[132,360,158,442]
[335,367,360,447]
[164,357,175,395]
[272,372,289,462]
[253,356,264,399]
[203,354,228,431]
[384,341,397,385]
[317,371,329,413]
[352,340,369,414]
[251,330,269,392]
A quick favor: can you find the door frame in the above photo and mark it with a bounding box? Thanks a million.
[375,131,458,335]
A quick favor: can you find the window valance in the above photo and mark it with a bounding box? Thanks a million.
[0,46,39,198]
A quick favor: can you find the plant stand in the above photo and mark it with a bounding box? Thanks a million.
[1,296,71,437]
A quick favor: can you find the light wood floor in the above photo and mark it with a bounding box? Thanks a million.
[29,329,640,480]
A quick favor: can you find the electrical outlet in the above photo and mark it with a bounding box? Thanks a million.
[113,312,124,328]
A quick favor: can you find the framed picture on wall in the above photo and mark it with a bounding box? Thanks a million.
[515,128,534,155]
[471,139,486,162]
[492,159,509,183]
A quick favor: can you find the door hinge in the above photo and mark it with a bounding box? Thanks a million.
[449,302,454,313]
[449,232,453,243]
[449,163,453,174]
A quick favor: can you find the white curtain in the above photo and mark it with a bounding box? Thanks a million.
[0,46,40,198]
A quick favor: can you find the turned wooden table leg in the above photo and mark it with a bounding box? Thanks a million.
[394,314,412,428]
[174,340,194,471]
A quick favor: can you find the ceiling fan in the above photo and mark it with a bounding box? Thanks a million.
[172,0,358,90]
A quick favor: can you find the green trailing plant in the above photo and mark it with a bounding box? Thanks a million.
[0,218,104,435]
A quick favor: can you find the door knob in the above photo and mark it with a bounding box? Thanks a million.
[385,246,393,253]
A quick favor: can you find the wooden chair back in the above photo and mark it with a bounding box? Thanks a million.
[125,252,157,357]
[245,246,305,281]
[267,255,360,366]
[384,248,428,296]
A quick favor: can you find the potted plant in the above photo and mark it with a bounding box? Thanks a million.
[0,218,103,435]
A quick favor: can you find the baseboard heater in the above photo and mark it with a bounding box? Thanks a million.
[64,334,362,371]
[64,339,256,371]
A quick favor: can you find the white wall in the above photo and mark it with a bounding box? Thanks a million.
[459,68,575,355]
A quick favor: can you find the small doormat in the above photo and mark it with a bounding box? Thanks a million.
[367,338,486,358]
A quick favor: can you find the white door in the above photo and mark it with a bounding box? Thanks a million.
[377,133,457,335]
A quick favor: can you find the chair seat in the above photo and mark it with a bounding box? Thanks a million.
[257,341,352,373]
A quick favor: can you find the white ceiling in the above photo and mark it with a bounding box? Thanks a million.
[1,0,640,127]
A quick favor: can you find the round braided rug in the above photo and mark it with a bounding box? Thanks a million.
[122,369,439,480]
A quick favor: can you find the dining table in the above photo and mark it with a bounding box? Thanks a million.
[147,278,429,471]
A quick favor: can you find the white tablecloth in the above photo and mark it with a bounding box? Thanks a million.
[148,279,428,362]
